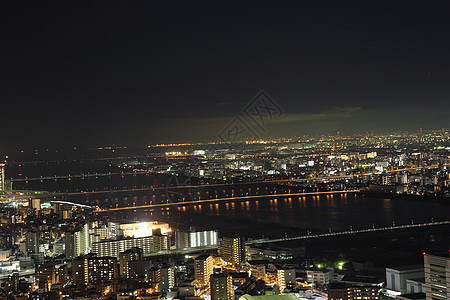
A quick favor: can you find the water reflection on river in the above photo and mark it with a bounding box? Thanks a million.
[13,171,450,232]
[116,193,450,232]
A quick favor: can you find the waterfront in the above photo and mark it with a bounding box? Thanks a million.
[112,191,450,235]
[10,172,450,234]
[9,161,450,236]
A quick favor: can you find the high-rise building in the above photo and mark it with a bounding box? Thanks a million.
[195,255,214,286]
[75,223,90,256]
[175,231,190,249]
[30,199,41,215]
[25,231,39,254]
[65,223,100,258]
[160,265,175,293]
[210,273,234,300]
[147,267,161,283]
[108,222,123,239]
[72,254,118,285]
[386,265,424,295]
[119,247,143,278]
[218,236,245,265]
[424,253,450,300]
[35,264,56,291]
[0,162,5,191]
[65,232,75,259]
[146,265,175,293]
[277,268,296,293]
[74,227,88,257]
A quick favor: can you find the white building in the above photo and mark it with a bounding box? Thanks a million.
[385,265,424,295]
[175,230,218,249]
[406,278,425,294]
[306,269,333,285]
[189,230,218,248]
[73,223,99,257]
[194,254,213,286]
[160,265,175,293]
[91,234,169,258]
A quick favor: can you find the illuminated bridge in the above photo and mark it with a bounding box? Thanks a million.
[248,220,450,244]
[10,171,153,182]
[142,219,450,257]
[99,190,361,212]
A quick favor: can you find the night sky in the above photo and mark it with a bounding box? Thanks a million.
[1,2,450,151]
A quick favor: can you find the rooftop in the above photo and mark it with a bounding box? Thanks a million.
[240,293,298,300]
[386,265,424,272]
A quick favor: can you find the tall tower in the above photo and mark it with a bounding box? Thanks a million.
[0,162,5,191]
[195,254,214,286]
[25,231,40,254]
[424,253,450,300]
[218,236,245,266]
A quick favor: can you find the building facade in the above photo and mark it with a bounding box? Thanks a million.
[218,237,245,265]
[194,255,213,286]
[211,273,234,300]
[92,234,169,258]
[189,230,218,248]
[277,268,296,292]
[72,254,118,285]
[424,253,450,300]
[386,265,424,295]
[306,269,333,285]
[0,162,5,191]
[119,247,143,278]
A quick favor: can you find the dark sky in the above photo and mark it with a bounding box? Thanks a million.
[1,2,450,151]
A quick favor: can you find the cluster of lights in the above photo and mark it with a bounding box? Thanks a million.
[120,221,171,238]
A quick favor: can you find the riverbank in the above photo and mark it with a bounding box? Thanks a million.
[361,191,450,205]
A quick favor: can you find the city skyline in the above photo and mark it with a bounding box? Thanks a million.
[1,2,450,299]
